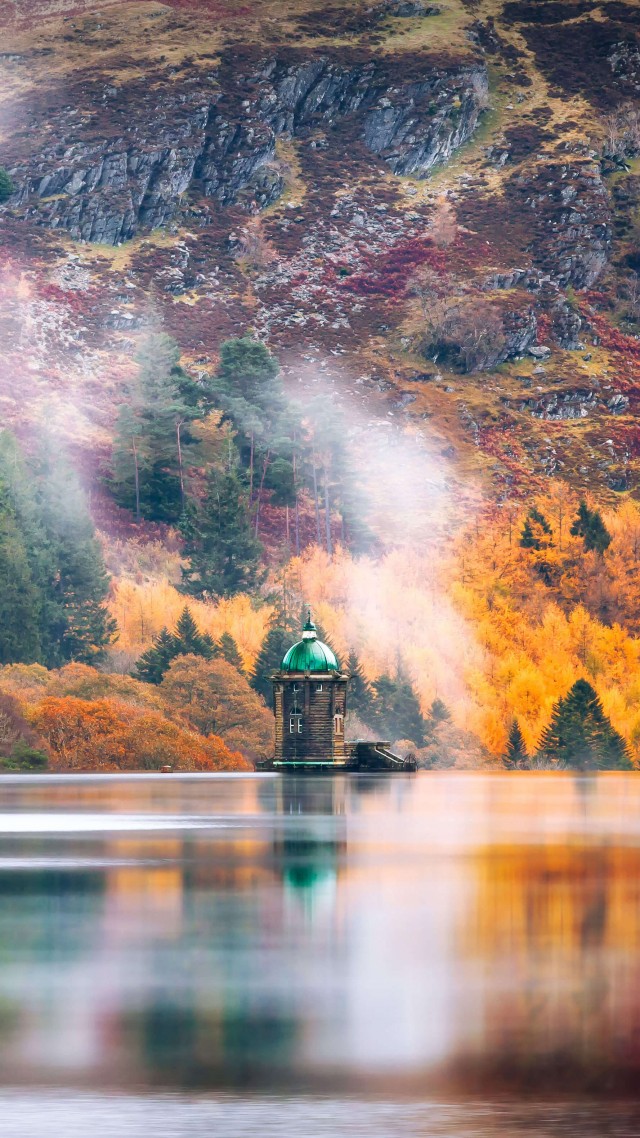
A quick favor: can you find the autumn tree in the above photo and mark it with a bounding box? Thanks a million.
[503,719,528,770]
[160,655,273,760]
[420,297,506,373]
[429,196,458,248]
[537,679,631,770]
[0,692,48,770]
[234,216,277,269]
[30,695,248,772]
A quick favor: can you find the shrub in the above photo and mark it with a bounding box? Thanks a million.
[2,740,48,771]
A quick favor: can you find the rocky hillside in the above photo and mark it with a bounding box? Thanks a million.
[0,0,639,515]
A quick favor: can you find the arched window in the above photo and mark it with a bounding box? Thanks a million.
[290,715,303,734]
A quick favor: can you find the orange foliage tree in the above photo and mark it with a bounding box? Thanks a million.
[159,654,274,761]
[29,696,250,772]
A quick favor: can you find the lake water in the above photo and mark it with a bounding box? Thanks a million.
[1,771,640,1136]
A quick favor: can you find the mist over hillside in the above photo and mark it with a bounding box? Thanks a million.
[0,0,639,769]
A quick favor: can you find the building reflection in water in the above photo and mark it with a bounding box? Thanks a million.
[0,773,639,1093]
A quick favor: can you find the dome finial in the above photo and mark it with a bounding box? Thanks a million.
[302,605,317,640]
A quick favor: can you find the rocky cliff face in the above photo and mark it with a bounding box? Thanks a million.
[5,52,487,245]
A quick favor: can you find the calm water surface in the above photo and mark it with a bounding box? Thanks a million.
[1,771,640,1136]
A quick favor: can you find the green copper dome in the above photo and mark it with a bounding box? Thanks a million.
[281,613,339,673]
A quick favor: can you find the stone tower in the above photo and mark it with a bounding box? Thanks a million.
[272,611,349,769]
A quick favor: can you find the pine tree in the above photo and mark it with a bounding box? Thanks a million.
[251,627,293,704]
[0,432,115,668]
[219,632,244,673]
[520,507,552,550]
[134,628,177,685]
[371,670,428,746]
[134,609,216,684]
[110,334,203,523]
[570,501,611,554]
[180,467,264,598]
[429,698,451,723]
[503,719,528,769]
[346,650,376,724]
[33,435,116,666]
[173,607,216,658]
[537,678,631,770]
[0,486,42,665]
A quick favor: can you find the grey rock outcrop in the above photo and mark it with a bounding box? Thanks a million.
[506,159,612,288]
[507,388,629,421]
[5,51,488,245]
[550,295,583,349]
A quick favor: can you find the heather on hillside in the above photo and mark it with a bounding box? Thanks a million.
[2,0,640,771]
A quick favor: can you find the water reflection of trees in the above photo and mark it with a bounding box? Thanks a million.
[3,774,640,1094]
[451,842,640,1092]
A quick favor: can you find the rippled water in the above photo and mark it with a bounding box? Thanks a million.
[1,771,640,1135]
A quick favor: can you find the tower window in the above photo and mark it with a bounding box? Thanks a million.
[315,683,323,692]
[289,716,303,734]
[292,683,301,692]
[333,713,344,736]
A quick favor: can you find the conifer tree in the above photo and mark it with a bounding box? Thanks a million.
[134,608,216,685]
[0,487,42,665]
[537,678,631,770]
[429,698,451,723]
[219,632,244,673]
[250,627,293,705]
[371,670,428,746]
[570,501,612,554]
[135,628,177,685]
[180,466,264,598]
[503,719,528,769]
[311,616,341,668]
[173,606,216,658]
[520,507,552,550]
[34,435,116,666]
[110,334,204,522]
[0,431,114,667]
[346,650,376,724]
